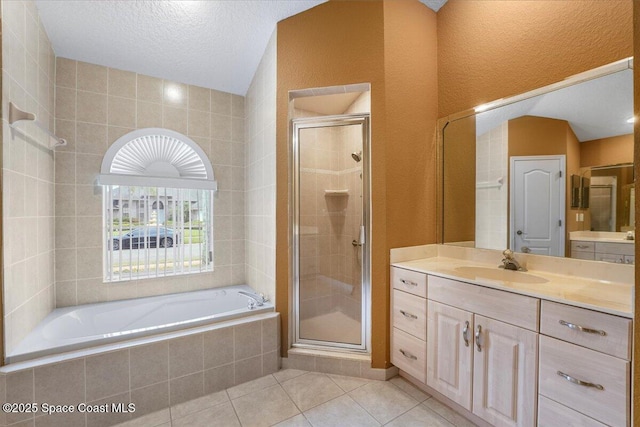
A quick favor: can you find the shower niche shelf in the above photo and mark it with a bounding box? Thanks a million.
[324,189,349,196]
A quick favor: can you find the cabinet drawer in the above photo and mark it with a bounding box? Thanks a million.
[391,327,426,383]
[596,253,624,264]
[571,251,595,261]
[540,300,632,360]
[392,290,426,340]
[538,395,606,427]
[391,267,427,298]
[539,336,629,427]
[571,241,595,253]
[595,242,634,256]
[428,275,539,331]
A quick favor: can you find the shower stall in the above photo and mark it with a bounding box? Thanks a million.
[292,114,370,352]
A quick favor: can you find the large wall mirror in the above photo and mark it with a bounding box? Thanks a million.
[441,58,634,260]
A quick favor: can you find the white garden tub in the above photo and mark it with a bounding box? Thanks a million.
[7,285,273,364]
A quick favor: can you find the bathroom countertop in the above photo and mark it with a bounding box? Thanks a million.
[569,231,634,244]
[392,257,633,318]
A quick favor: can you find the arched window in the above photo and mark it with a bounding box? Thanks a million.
[99,128,216,282]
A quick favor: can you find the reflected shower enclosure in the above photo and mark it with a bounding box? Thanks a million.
[292,113,370,351]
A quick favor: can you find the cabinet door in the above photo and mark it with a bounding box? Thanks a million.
[427,300,474,410]
[472,315,538,427]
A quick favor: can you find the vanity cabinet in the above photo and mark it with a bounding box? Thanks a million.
[427,280,538,427]
[570,240,634,264]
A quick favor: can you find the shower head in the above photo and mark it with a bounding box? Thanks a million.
[351,151,362,162]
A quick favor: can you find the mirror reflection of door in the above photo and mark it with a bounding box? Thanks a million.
[590,176,617,231]
[510,156,565,257]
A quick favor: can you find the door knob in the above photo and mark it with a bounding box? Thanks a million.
[516,230,523,235]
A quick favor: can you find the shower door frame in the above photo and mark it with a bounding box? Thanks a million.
[291,114,371,353]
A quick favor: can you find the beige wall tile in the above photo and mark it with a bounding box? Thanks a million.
[76,215,102,248]
[108,126,135,145]
[55,217,76,249]
[137,74,163,103]
[77,277,108,304]
[137,75,163,103]
[162,106,188,134]
[163,81,188,108]
[203,327,234,369]
[137,101,162,128]
[188,109,210,138]
[108,96,136,128]
[77,90,108,124]
[234,322,262,361]
[77,61,108,93]
[55,152,75,184]
[130,341,169,389]
[86,350,130,401]
[86,391,132,427]
[231,117,244,143]
[211,90,231,116]
[76,248,103,279]
[211,114,232,141]
[55,86,76,120]
[55,184,75,216]
[131,382,170,418]
[75,184,102,216]
[231,95,244,118]
[34,359,84,405]
[55,280,77,307]
[169,334,204,379]
[75,153,102,184]
[189,85,210,112]
[203,363,234,394]
[54,119,76,152]
[55,57,76,89]
[76,122,108,155]
[5,369,33,424]
[55,248,76,281]
[109,68,137,98]
[170,372,204,406]
[234,355,263,385]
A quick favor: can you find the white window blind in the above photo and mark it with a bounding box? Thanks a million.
[103,185,214,282]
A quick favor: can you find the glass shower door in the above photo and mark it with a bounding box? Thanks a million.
[293,115,369,351]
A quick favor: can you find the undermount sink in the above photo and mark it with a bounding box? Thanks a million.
[454,266,549,284]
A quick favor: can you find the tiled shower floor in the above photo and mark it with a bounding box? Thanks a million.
[116,370,478,427]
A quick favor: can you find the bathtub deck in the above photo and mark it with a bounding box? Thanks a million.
[114,370,478,427]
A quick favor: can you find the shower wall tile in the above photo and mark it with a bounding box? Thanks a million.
[54,57,245,306]
[2,0,56,356]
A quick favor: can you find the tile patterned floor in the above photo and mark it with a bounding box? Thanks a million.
[116,370,479,427]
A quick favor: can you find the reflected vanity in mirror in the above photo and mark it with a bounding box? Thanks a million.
[441,58,634,262]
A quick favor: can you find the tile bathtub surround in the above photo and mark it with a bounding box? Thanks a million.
[0,314,279,427]
[113,371,477,427]
[2,0,57,355]
[53,57,246,307]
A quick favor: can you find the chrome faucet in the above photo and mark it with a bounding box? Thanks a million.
[238,290,268,309]
[499,249,527,271]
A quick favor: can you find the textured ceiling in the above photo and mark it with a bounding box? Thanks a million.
[476,69,633,142]
[36,0,446,96]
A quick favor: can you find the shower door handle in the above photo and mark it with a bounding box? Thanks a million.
[352,240,362,247]
[352,225,365,247]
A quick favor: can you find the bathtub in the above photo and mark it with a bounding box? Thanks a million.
[7,284,274,364]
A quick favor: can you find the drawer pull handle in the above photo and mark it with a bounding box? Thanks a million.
[557,371,604,391]
[399,349,417,360]
[576,245,590,249]
[559,320,606,336]
[475,325,482,352]
[400,279,418,287]
[462,321,470,347]
[399,310,418,320]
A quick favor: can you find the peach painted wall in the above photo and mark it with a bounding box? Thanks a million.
[438,0,633,117]
[580,134,634,168]
[276,0,437,368]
